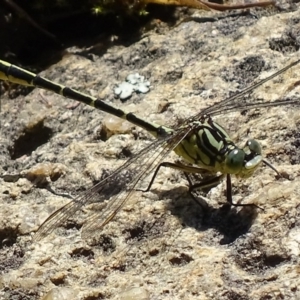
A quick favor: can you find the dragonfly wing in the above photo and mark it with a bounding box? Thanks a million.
[34,128,189,242]
[183,58,300,123]
[81,130,190,240]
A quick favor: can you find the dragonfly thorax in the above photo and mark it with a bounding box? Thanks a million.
[174,119,229,168]
[174,116,263,178]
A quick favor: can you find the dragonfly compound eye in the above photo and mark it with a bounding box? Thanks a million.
[225,149,245,174]
[246,139,262,155]
[243,139,263,171]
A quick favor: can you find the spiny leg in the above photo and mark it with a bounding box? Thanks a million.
[183,172,214,210]
[225,174,263,210]
[140,161,263,209]
[139,161,207,193]
[188,173,262,209]
[138,161,220,209]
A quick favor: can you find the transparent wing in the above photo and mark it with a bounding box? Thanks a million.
[34,127,190,242]
[187,58,300,123]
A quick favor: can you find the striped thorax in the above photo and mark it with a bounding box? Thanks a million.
[174,116,263,178]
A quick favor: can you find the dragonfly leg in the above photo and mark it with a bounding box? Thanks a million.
[225,174,263,210]
[185,173,225,209]
[187,173,263,210]
[139,162,215,209]
[140,162,207,193]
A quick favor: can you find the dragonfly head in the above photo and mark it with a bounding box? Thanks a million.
[225,139,263,178]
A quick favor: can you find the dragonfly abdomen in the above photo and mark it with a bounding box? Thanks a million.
[0,59,165,138]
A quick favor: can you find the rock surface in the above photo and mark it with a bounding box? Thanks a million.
[0,3,300,300]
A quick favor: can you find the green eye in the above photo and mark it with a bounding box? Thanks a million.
[246,139,261,155]
[225,149,245,173]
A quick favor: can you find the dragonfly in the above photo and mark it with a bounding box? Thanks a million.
[0,58,299,242]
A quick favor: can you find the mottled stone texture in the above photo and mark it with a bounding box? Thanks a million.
[0,3,300,300]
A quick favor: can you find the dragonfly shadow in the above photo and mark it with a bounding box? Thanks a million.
[201,205,258,245]
[156,187,258,245]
